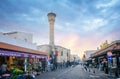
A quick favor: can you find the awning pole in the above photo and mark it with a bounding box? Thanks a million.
[24,58,27,72]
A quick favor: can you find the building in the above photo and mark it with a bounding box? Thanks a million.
[0,32,36,50]
[83,50,97,65]
[55,45,71,63]
[70,54,80,62]
[0,32,48,72]
[47,12,71,68]
[47,12,56,56]
[37,45,50,54]
[37,45,71,63]
[84,50,97,60]
[91,40,120,77]
[2,31,33,43]
[84,50,97,62]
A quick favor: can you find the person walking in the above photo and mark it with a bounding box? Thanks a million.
[83,63,87,71]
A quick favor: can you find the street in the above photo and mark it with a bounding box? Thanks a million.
[36,65,114,79]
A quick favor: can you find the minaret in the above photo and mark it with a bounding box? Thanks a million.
[47,12,56,55]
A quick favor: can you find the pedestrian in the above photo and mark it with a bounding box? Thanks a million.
[83,64,87,71]
[45,60,51,72]
[38,61,42,72]
[0,62,7,74]
[93,68,95,74]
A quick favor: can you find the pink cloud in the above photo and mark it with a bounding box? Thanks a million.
[55,31,120,58]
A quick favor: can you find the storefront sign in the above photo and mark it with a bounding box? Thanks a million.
[0,49,29,57]
[0,49,47,58]
[29,54,47,58]
[0,52,21,57]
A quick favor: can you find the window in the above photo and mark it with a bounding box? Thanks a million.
[67,52,68,57]
[25,39,27,42]
[61,51,63,56]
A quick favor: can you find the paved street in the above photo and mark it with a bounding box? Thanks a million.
[36,65,115,79]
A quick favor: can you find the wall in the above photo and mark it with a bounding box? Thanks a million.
[3,32,33,43]
[37,45,50,55]
[70,54,80,62]
[56,46,70,63]
[0,34,37,50]
[37,45,71,63]
[84,50,97,60]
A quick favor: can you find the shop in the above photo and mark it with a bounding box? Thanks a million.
[0,42,48,73]
[91,40,120,77]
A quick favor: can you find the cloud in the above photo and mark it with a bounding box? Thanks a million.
[0,0,120,58]
[82,18,107,31]
[96,0,119,9]
[55,32,100,57]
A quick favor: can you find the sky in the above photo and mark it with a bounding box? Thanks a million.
[0,0,120,58]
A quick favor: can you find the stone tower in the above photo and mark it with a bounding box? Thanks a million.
[47,12,56,55]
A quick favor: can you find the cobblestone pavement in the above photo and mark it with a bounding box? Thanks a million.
[36,65,117,79]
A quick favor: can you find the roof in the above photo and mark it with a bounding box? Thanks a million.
[91,40,120,58]
[0,42,48,56]
[47,12,56,17]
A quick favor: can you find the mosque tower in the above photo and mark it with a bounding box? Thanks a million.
[47,12,56,55]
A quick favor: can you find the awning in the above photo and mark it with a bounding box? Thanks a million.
[0,49,47,58]
[0,42,48,55]
[29,54,47,58]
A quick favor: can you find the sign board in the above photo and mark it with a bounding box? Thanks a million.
[0,49,47,58]
[107,52,112,56]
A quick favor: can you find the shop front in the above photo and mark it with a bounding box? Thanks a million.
[0,48,47,72]
[27,54,47,72]
[91,40,120,77]
[0,42,48,73]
